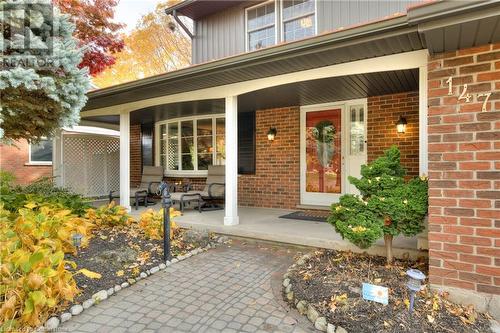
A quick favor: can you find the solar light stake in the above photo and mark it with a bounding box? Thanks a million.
[406,269,426,314]
[72,233,83,253]
[162,186,172,261]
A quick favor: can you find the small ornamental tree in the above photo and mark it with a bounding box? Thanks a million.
[0,1,90,143]
[328,146,428,263]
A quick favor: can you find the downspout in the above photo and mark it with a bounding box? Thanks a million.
[169,9,194,39]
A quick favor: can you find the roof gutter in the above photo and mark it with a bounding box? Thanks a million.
[164,0,195,16]
[407,0,499,25]
[88,15,411,99]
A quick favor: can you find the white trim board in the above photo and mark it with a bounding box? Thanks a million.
[82,50,428,117]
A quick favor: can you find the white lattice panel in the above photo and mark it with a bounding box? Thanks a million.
[62,134,120,197]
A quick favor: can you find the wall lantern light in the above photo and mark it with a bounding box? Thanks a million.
[406,268,426,314]
[267,127,277,141]
[396,115,407,133]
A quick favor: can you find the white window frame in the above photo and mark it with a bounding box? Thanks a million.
[245,0,279,52]
[155,114,225,176]
[280,0,317,43]
[28,138,53,165]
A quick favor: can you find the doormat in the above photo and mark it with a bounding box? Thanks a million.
[279,210,330,223]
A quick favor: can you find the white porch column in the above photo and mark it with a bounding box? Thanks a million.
[224,96,239,226]
[119,111,131,210]
[419,65,428,176]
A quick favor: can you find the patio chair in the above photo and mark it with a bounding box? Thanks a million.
[169,165,225,212]
[109,166,164,210]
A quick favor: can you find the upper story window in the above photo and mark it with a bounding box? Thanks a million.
[29,138,53,164]
[246,1,277,51]
[282,0,315,42]
[158,115,225,174]
[245,0,316,52]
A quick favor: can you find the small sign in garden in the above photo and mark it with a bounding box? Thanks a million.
[362,283,388,305]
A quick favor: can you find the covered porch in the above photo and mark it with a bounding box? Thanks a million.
[130,204,425,258]
[76,26,430,253]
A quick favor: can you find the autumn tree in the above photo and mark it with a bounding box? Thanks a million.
[93,0,191,88]
[54,0,124,76]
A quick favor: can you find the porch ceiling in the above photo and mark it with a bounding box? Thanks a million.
[84,68,418,125]
[238,69,419,112]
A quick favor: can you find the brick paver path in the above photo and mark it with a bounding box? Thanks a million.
[60,241,314,333]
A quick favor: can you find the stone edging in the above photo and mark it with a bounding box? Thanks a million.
[283,253,348,333]
[39,237,227,332]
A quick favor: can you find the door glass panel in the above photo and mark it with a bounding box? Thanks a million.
[305,109,341,194]
[349,105,365,155]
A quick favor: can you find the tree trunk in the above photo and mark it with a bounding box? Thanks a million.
[384,234,394,264]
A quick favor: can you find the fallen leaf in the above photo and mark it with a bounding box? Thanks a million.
[79,269,102,279]
[427,315,435,324]
[404,299,410,309]
[100,235,108,240]
[116,270,124,277]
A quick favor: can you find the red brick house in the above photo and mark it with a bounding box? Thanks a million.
[0,139,53,185]
[72,0,500,319]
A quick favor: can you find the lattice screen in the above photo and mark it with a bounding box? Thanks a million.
[62,134,120,197]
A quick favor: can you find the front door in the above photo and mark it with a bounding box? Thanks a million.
[300,100,367,206]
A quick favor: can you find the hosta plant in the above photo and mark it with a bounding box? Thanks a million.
[138,208,180,240]
[85,201,133,227]
[0,203,94,331]
[328,146,428,263]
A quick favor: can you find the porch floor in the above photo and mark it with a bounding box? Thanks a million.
[131,205,425,259]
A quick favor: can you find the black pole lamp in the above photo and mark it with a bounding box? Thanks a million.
[406,268,426,314]
[267,127,277,141]
[161,185,172,261]
[396,115,407,134]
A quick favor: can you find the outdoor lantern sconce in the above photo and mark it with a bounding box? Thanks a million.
[72,233,83,252]
[396,115,407,134]
[406,268,426,314]
[267,127,277,141]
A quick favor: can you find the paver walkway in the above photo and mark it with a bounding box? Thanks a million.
[60,240,314,333]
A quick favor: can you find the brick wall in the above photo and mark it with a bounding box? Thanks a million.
[239,107,301,209]
[0,140,52,185]
[130,124,142,186]
[427,44,500,299]
[367,91,420,176]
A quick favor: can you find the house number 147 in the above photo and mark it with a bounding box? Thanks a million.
[446,76,491,112]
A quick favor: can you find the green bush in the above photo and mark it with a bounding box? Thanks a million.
[328,146,428,263]
[0,176,90,216]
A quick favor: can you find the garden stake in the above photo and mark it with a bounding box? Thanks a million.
[72,233,83,254]
[406,269,426,315]
[162,187,172,261]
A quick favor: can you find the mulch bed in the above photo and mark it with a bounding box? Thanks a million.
[286,250,492,333]
[66,226,211,304]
